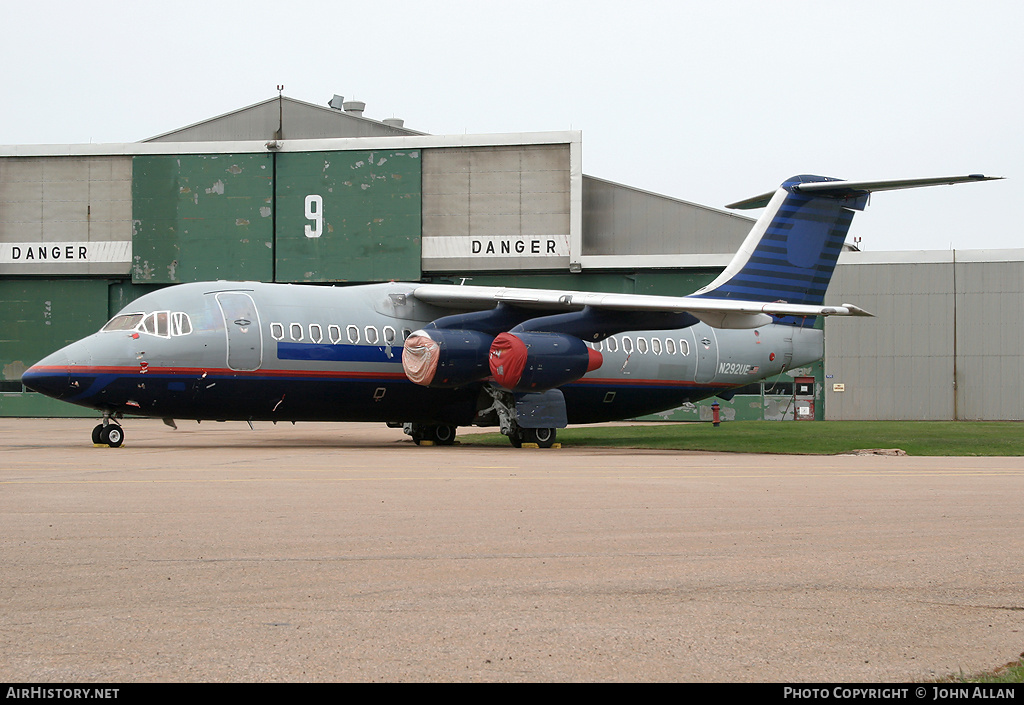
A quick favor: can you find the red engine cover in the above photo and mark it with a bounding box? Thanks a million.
[489,331,602,392]
[488,332,529,390]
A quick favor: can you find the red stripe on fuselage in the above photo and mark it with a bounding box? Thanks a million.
[31,365,731,389]
[571,376,733,389]
[28,364,409,381]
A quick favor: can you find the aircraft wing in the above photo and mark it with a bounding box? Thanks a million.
[411,284,872,330]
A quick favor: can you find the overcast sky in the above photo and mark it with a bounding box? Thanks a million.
[3,0,1020,252]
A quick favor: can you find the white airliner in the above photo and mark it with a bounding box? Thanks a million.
[23,174,999,448]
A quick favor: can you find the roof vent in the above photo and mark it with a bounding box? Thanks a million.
[328,95,345,110]
[342,100,366,116]
[382,118,405,128]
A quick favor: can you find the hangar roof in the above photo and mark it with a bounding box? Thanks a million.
[143,95,425,143]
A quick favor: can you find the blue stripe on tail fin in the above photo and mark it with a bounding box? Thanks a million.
[696,175,866,314]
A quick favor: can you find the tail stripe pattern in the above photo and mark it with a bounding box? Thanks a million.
[699,190,853,307]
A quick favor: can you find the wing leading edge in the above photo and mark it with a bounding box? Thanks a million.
[411,284,872,330]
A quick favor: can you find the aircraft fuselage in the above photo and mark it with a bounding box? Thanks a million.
[24,280,821,427]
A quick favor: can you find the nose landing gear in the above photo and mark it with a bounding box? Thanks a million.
[92,412,124,448]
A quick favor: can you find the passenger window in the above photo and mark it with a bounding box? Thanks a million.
[606,336,618,353]
[402,329,412,341]
[365,326,379,345]
[665,338,676,355]
[271,323,284,341]
[347,325,360,344]
[383,326,396,344]
[622,337,633,354]
[651,338,662,355]
[309,324,323,343]
[290,323,303,341]
[328,325,342,344]
[637,337,649,354]
[679,339,690,356]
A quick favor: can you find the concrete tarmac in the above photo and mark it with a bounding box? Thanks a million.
[2,418,1023,683]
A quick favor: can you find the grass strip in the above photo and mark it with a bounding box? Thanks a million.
[465,421,1024,456]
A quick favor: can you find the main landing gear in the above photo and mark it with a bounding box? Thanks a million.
[480,386,560,448]
[507,426,557,449]
[91,411,124,448]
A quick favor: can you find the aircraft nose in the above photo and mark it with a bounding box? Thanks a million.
[22,349,72,399]
[22,339,95,400]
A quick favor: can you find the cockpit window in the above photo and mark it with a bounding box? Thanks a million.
[140,312,169,337]
[171,312,192,336]
[101,311,193,337]
[102,314,144,332]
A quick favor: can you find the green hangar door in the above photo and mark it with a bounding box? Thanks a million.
[274,150,422,283]
[131,154,275,283]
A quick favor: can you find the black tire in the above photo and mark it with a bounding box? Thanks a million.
[91,424,105,444]
[508,430,523,448]
[522,427,556,449]
[100,424,124,448]
[431,425,457,446]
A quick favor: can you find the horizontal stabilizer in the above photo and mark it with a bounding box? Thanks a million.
[727,174,1002,210]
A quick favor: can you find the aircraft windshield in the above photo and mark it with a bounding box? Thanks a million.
[101,311,193,337]
[102,314,144,332]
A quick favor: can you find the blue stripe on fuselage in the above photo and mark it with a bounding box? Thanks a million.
[276,341,402,363]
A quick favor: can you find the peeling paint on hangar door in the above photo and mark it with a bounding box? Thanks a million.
[131,154,275,283]
[274,150,422,283]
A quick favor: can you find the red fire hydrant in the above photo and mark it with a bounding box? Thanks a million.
[711,402,721,427]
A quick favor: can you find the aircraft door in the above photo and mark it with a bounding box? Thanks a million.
[693,327,719,384]
[216,292,263,371]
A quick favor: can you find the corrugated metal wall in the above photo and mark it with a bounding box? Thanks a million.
[955,260,1024,420]
[824,254,1024,420]
[582,176,752,256]
[0,156,133,276]
[421,144,572,272]
[824,260,955,420]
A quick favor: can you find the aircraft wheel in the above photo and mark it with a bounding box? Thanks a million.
[100,424,124,448]
[431,425,457,446]
[522,427,556,449]
[91,424,105,444]
[507,430,523,448]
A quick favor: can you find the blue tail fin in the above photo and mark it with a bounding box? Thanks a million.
[695,173,1000,311]
[695,175,861,307]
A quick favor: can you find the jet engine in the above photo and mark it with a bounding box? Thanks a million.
[489,331,603,392]
[402,328,493,388]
